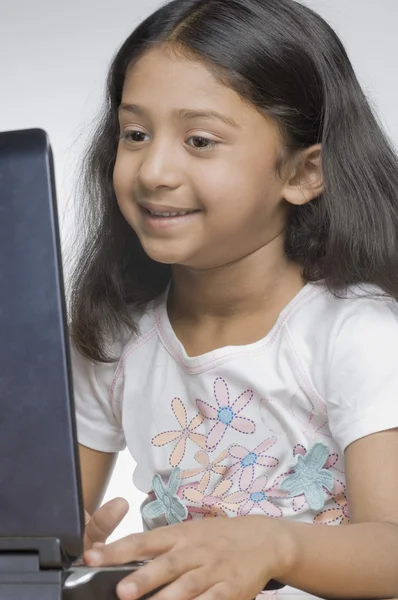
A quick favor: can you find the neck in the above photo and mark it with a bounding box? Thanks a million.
[168,235,305,321]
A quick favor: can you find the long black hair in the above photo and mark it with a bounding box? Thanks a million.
[69,0,398,362]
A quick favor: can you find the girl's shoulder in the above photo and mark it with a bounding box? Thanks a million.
[287,281,398,343]
[294,283,398,453]
[283,282,398,404]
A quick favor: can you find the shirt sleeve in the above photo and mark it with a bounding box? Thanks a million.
[326,297,398,451]
[70,342,126,452]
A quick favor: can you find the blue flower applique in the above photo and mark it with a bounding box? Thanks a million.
[142,467,188,525]
[280,443,334,511]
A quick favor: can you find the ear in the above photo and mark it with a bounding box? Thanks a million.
[282,144,323,206]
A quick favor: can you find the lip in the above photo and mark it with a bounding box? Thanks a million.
[139,202,199,215]
[138,204,200,231]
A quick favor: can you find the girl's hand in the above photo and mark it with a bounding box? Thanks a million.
[84,497,129,552]
[84,515,292,600]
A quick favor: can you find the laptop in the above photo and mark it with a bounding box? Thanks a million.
[0,128,153,599]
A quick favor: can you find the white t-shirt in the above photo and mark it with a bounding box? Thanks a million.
[72,281,398,598]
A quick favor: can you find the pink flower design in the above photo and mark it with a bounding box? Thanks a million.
[180,449,229,491]
[177,482,200,521]
[225,438,279,491]
[183,479,247,517]
[262,393,331,441]
[196,377,256,451]
[313,493,350,525]
[184,505,227,520]
[152,397,206,467]
[290,445,345,513]
[238,475,284,518]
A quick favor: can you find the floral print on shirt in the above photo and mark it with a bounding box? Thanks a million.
[284,445,346,513]
[147,377,346,524]
[196,377,256,451]
[280,443,334,511]
[180,449,229,491]
[142,467,188,525]
[225,438,279,491]
[237,475,285,518]
[151,396,206,467]
[183,477,247,517]
[313,493,350,525]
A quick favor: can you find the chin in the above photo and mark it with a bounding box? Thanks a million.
[137,234,207,268]
[139,243,186,266]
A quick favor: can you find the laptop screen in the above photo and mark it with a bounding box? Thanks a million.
[0,129,84,562]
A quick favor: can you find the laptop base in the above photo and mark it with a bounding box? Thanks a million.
[0,537,63,600]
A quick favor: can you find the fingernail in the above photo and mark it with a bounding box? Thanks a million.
[84,550,102,566]
[117,581,138,599]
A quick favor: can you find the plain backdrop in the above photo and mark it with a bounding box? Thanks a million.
[1,0,398,541]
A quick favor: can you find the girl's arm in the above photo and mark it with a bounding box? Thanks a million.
[78,443,130,554]
[276,428,398,599]
[78,443,117,514]
[83,429,398,600]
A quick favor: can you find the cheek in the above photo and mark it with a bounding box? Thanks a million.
[194,159,246,207]
[112,157,139,227]
[198,158,280,223]
[113,149,136,199]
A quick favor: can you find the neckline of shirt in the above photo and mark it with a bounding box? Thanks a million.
[152,281,325,373]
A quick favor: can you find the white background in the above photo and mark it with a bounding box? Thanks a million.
[1,0,398,541]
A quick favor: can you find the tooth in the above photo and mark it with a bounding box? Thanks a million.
[148,209,193,217]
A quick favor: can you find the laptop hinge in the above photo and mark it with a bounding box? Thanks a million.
[0,538,65,600]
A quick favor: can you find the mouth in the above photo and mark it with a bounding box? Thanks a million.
[139,205,200,219]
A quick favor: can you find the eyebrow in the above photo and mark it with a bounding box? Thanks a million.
[118,103,240,128]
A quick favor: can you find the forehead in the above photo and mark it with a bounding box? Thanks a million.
[121,46,253,124]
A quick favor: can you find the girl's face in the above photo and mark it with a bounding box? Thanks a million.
[114,45,292,270]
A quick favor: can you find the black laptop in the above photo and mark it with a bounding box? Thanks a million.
[0,128,151,600]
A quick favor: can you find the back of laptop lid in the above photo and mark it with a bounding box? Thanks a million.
[0,129,83,562]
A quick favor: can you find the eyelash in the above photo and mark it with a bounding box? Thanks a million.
[119,130,219,152]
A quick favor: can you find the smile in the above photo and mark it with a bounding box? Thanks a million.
[139,204,200,219]
[138,204,201,231]
[147,209,196,218]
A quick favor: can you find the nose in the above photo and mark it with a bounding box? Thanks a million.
[137,139,182,191]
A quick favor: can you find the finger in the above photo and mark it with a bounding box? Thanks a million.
[84,497,129,549]
[84,526,174,566]
[116,552,206,600]
[78,542,105,566]
[84,510,91,526]
[189,582,231,600]
[116,568,214,600]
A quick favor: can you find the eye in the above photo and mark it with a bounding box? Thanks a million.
[119,130,149,144]
[187,136,218,151]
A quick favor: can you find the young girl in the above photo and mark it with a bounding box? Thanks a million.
[70,0,398,598]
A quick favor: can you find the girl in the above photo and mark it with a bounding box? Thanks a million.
[70,0,398,598]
